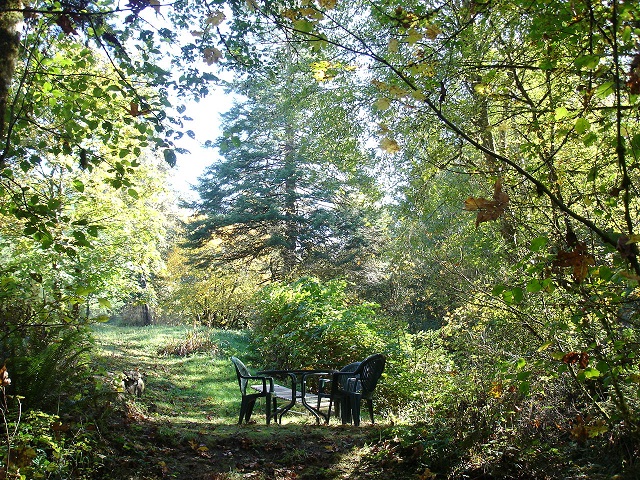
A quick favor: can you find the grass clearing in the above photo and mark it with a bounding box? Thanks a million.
[90,324,385,479]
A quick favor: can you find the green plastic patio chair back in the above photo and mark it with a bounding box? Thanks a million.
[231,356,276,425]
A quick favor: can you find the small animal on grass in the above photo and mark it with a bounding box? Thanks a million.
[122,369,145,396]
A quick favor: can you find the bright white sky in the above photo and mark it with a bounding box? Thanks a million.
[133,6,235,201]
[167,87,233,201]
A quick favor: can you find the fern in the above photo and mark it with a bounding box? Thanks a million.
[11,327,93,410]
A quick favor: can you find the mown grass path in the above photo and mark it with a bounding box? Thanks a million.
[91,325,398,480]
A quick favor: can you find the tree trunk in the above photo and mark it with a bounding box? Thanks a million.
[282,129,298,277]
[0,1,22,168]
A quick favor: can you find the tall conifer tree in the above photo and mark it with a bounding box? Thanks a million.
[187,52,381,280]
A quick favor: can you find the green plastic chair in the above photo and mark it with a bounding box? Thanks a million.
[322,353,386,426]
[231,357,276,425]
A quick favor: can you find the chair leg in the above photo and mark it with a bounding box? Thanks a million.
[367,398,375,424]
[244,398,256,423]
[340,397,352,424]
[274,397,278,422]
[351,394,362,427]
[238,399,246,424]
[265,393,272,425]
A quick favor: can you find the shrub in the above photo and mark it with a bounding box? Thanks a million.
[2,322,94,412]
[251,277,390,369]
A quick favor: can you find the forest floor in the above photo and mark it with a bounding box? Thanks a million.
[88,325,638,480]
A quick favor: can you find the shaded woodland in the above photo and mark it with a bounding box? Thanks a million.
[1,0,640,478]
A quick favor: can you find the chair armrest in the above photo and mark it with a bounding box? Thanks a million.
[239,373,274,393]
[330,370,360,393]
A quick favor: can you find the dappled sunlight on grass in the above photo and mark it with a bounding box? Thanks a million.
[90,324,394,479]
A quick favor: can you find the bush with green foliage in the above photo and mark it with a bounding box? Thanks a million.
[1,303,94,412]
[0,408,102,479]
[251,277,390,369]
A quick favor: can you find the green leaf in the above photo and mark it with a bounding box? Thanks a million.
[530,236,548,252]
[526,279,542,293]
[72,179,85,192]
[98,298,112,309]
[72,230,91,247]
[598,266,613,281]
[583,131,598,146]
[163,148,177,166]
[516,357,526,369]
[574,117,590,134]
[537,341,553,352]
[492,284,506,296]
[293,19,315,33]
[595,81,614,98]
[538,59,555,70]
[128,188,139,199]
[631,134,640,156]
[582,367,600,379]
[512,287,524,303]
[75,286,93,296]
[574,54,600,69]
[517,371,531,381]
[555,107,569,120]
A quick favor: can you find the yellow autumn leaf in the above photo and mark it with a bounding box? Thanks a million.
[246,0,258,11]
[318,0,337,9]
[301,7,323,19]
[489,382,503,398]
[409,63,435,77]
[425,23,441,39]
[371,79,388,90]
[203,47,223,65]
[206,10,226,27]
[626,234,640,244]
[282,9,299,21]
[377,123,391,134]
[388,85,408,98]
[380,137,401,153]
[149,0,161,13]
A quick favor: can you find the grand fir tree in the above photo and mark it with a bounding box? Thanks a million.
[187,51,381,280]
